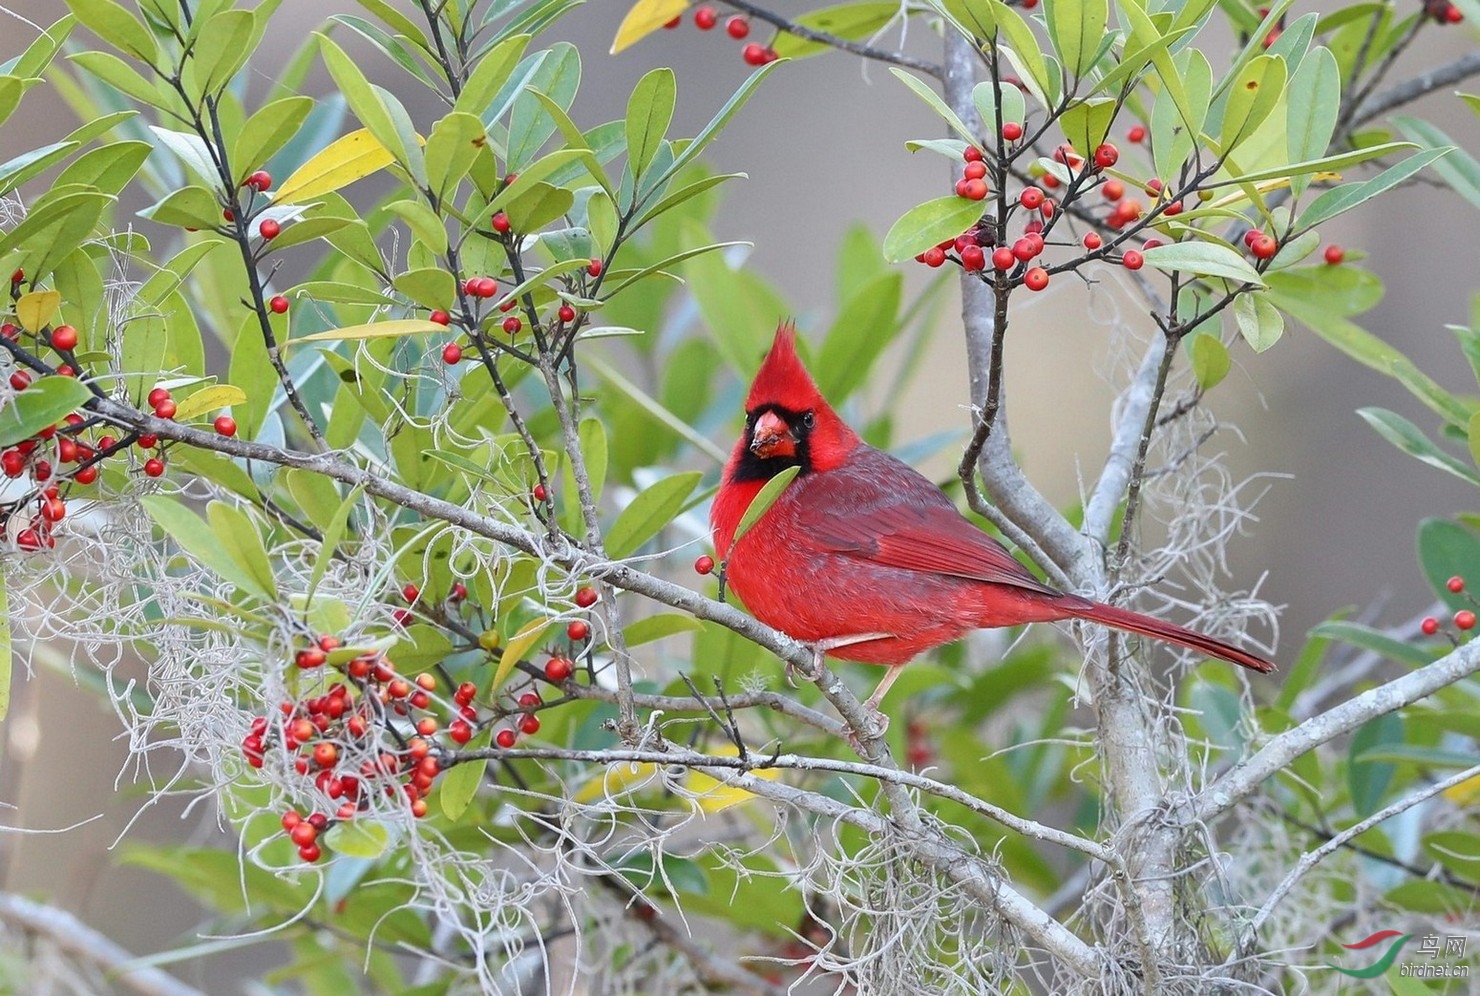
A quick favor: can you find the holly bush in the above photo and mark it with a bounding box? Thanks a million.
[2,0,1480,992]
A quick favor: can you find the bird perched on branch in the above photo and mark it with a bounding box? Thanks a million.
[710,323,1275,712]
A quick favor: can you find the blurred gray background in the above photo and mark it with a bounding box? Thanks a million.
[1,0,1476,987]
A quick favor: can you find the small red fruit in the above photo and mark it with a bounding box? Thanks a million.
[1083,232,1103,250]
[1457,610,1476,631]
[313,742,338,768]
[963,161,987,181]
[455,681,477,703]
[1001,122,1023,141]
[558,304,576,323]
[495,728,517,748]
[1023,267,1049,291]
[963,146,984,163]
[741,43,768,65]
[430,309,451,325]
[1093,143,1119,170]
[442,342,463,364]
[520,715,541,736]
[214,415,237,436]
[491,211,510,233]
[143,457,165,477]
[726,15,749,38]
[1128,126,1147,144]
[567,620,590,642]
[290,822,318,847]
[1421,617,1440,635]
[1019,187,1045,210]
[502,316,521,334]
[959,178,988,201]
[1323,245,1344,265]
[1122,249,1144,270]
[449,720,473,744]
[268,295,289,314]
[921,247,947,268]
[244,170,272,192]
[50,325,78,351]
[259,219,280,240]
[148,388,171,407]
[8,370,30,390]
[694,555,715,575]
[586,258,603,277]
[694,6,717,29]
[518,691,541,708]
[960,244,986,272]
[991,246,1016,271]
[575,586,598,608]
[1447,576,1465,593]
[476,277,498,298]
[533,483,548,502]
[1250,234,1278,260]
[153,399,177,419]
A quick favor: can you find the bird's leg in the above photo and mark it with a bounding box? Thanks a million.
[786,632,893,687]
[862,665,907,716]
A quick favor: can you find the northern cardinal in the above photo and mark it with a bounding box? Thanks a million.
[710,324,1275,710]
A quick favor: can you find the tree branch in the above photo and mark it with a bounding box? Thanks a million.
[723,0,941,77]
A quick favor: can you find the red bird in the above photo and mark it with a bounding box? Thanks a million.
[710,324,1275,710]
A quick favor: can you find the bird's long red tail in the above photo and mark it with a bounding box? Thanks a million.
[1069,601,1276,673]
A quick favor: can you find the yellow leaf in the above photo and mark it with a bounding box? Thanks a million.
[272,128,396,205]
[1444,773,1480,805]
[173,384,248,421]
[16,290,61,332]
[291,319,447,346]
[493,618,553,692]
[687,743,777,812]
[573,761,659,803]
[611,0,690,54]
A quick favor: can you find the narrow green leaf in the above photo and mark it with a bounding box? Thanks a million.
[1142,241,1265,285]
[584,355,729,464]
[971,80,1025,137]
[502,180,574,233]
[137,186,221,230]
[0,141,80,197]
[65,0,158,63]
[1219,54,1286,153]
[292,319,447,345]
[1233,291,1283,351]
[1349,712,1402,817]
[393,268,456,313]
[1046,0,1108,76]
[0,375,94,447]
[190,8,254,95]
[1285,46,1339,197]
[424,111,486,203]
[506,42,581,170]
[817,273,903,401]
[453,33,530,119]
[440,729,490,819]
[207,502,279,601]
[733,466,801,545]
[316,34,407,167]
[1417,518,1480,613]
[890,68,978,144]
[1298,147,1452,229]
[665,60,780,181]
[1394,116,1480,212]
[624,614,703,647]
[607,471,703,558]
[988,0,1054,104]
[882,195,987,263]
[386,199,448,254]
[67,50,161,108]
[772,2,899,58]
[141,495,266,598]
[1357,407,1480,487]
[1152,48,1211,185]
[605,240,749,298]
[1309,620,1436,669]
[625,67,676,182]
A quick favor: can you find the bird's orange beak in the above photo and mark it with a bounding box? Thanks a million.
[749,410,797,459]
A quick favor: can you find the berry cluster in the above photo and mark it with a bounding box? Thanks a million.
[664,6,778,65]
[1420,576,1477,639]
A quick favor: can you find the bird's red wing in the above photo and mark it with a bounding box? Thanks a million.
[796,452,1063,598]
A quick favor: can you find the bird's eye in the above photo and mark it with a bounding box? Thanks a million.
[801,410,815,429]
[744,411,756,427]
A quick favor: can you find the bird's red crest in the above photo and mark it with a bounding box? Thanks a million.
[746,323,824,414]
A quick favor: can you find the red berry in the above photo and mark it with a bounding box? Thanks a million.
[1122,249,1144,270]
[143,457,165,477]
[297,647,326,668]
[1144,178,1164,195]
[1457,610,1476,631]
[1421,617,1440,635]
[148,387,171,407]
[502,316,521,334]
[1023,266,1049,291]
[545,656,573,682]
[1447,576,1465,593]
[222,208,235,222]
[741,43,767,65]
[290,822,318,847]
[575,586,598,608]
[1250,234,1278,260]
[268,295,289,314]
[567,620,590,641]
[694,6,717,29]
[558,304,576,323]
[1093,143,1119,170]
[154,399,177,419]
[1143,238,1165,251]
[517,692,541,709]
[532,483,548,502]
[694,555,715,575]
[313,742,338,768]
[41,497,65,522]
[921,247,947,268]
[520,714,541,736]
[1101,180,1125,202]
[244,170,272,192]
[1083,232,1103,250]
[451,582,468,600]
[960,244,986,271]
[991,246,1016,270]
[50,325,77,351]
[491,211,510,233]
[1012,238,1037,262]
[495,728,517,748]
[449,720,473,744]
[1127,125,1147,143]
[210,415,236,437]
[442,342,463,364]
[259,218,280,240]
[1323,245,1344,265]
[8,370,30,390]
[962,146,984,163]
[1001,122,1023,141]
[9,268,22,284]
[586,258,603,277]
[726,15,749,38]
[430,309,451,325]
[1019,187,1045,210]
[963,161,987,181]
[281,810,302,832]
[74,465,98,485]
[298,843,321,863]
[476,277,498,298]
[959,178,988,201]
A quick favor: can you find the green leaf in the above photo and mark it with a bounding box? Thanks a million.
[1348,711,1402,817]
[1357,407,1480,487]
[453,33,530,119]
[1285,47,1339,198]
[606,471,702,558]
[1394,116,1480,212]
[624,614,703,647]
[816,273,902,401]
[1417,518,1480,612]
[140,496,268,598]
[625,67,676,182]
[882,195,987,263]
[0,141,80,197]
[440,729,490,820]
[65,0,158,63]
[1233,291,1283,352]
[1152,48,1211,185]
[316,34,408,168]
[584,355,729,464]
[890,68,977,145]
[0,375,93,448]
[1185,333,1230,390]
[386,199,448,255]
[502,180,574,233]
[1045,0,1108,77]
[292,319,447,345]
[393,268,456,313]
[772,3,900,58]
[173,384,247,421]
[732,466,801,546]
[331,819,390,859]
[67,50,161,108]
[1059,98,1116,162]
[54,140,151,195]
[1220,54,1287,154]
[233,96,314,182]
[424,111,486,204]
[665,60,780,182]
[208,502,279,601]
[1299,147,1453,229]
[190,8,254,94]
[988,0,1054,105]
[971,80,1025,137]
[0,583,9,721]
[1141,242,1265,285]
[138,186,222,230]
[1308,620,1436,669]
[1424,831,1480,882]
[506,42,581,170]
